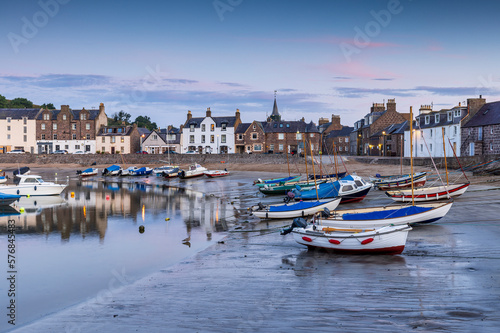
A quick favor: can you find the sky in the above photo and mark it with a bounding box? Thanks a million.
[1,0,500,128]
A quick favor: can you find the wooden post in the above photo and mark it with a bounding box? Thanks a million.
[442,127,449,185]
[302,135,308,179]
[309,141,319,201]
[410,106,414,206]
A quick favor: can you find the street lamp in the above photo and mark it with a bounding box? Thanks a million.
[217,134,219,154]
[382,131,386,156]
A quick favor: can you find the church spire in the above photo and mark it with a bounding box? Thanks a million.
[269,90,281,121]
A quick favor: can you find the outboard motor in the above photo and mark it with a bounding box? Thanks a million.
[280,217,308,235]
[283,190,295,203]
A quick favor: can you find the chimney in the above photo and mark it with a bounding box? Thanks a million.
[318,117,329,126]
[61,105,70,112]
[187,110,192,121]
[206,107,211,118]
[331,114,341,130]
[371,102,385,113]
[419,105,432,115]
[301,117,305,122]
[99,103,105,114]
[235,108,240,122]
[386,98,396,113]
[466,95,487,121]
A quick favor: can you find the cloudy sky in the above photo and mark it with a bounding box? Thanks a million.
[1,0,500,128]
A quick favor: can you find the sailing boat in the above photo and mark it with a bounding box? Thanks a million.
[386,125,470,202]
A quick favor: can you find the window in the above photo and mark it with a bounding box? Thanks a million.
[435,114,439,123]
[7,126,10,131]
[202,124,206,132]
[339,137,343,143]
[23,117,27,124]
[425,115,430,125]
[102,137,105,143]
[269,144,274,151]
[279,144,283,151]
[7,134,10,140]
[111,137,116,143]
[41,124,45,130]
[24,126,27,133]
[62,114,67,120]
[310,133,314,138]
[448,112,452,121]
[75,145,80,150]
[210,135,214,143]
[279,123,283,128]
[454,110,461,117]
[72,134,76,140]
[43,113,50,120]
[65,145,69,149]
[117,128,123,133]
[490,143,493,151]
[338,146,342,152]
[430,129,433,137]
[454,126,457,135]
[221,123,227,131]
[211,124,215,131]
[41,134,45,140]
[478,127,483,140]
[254,144,262,151]
[251,133,258,140]
[121,147,125,153]
[201,135,205,143]
[237,134,243,140]
[53,123,57,130]
[85,145,91,152]
[7,117,11,123]
[86,123,90,130]
[430,143,433,151]
[296,133,302,140]
[420,144,423,152]
[491,127,494,135]
[189,135,194,143]
[286,124,290,128]
[101,147,105,153]
[55,145,60,151]
[71,124,76,130]
[81,113,87,120]
[345,137,349,143]
[221,135,226,143]
[278,133,284,140]
[153,134,158,140]
[311,144,314,150]
[121,137,124,143]
[273,123,277,128]
[86,134,90,140]
[190,124,195,132]
[53,134,57,140]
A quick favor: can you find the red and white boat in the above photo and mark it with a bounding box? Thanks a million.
[292,223,412,255]
[77,168,98,178]
[178,163,207,179]
[204,169,229,178]
[371,172,427,191]
[386,183,470,202]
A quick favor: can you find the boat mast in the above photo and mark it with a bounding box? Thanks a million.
[400,135,404,175]
[309,141,319,200]
[410,106,415,206]
[302,135,308,179]
[286,135,290,177]
[442,127,448,185]
[333,142,339,179]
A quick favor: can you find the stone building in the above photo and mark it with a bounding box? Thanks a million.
[96,124,141,154]
[36,103,107,154]
[461,98,500,156]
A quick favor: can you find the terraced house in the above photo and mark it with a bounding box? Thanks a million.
[36,103,107,154]
[0,108,42,153]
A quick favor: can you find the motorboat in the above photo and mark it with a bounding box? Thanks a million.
[153,165,179,177]
[76,168,98,178]
[102,165,122,176]
[0,174,67,196]
[178,164,207,179]
[290,175,372,203]
[204,169,230,178]
[129,167,153,176]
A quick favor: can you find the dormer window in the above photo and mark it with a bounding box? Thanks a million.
[425,115,430,125]
[202,124,206,132]
[435,114,439,123]
[81,113,87,120]
[286,124,290,128]
[63,114,67,120]
[279,123,283,128]
[190,124,195,132]
[43,114,50,120]
[273,123,277,128]
[447,112,452,121]
[221,123,227,131]
[454,110,461,117]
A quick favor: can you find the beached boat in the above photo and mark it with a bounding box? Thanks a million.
[0,192,21,206]
[204,169,230,178]
[76,168,98,178]
[163,167,180,178]
[153,165,179,177]
[371,171,427,190]
[0,174,67,196]
[102,165,122,176]
[386,183,470,202]
[258,179,326,195]
[308,172,347,180]
[319,201,452,229]
[290,175,372,203]
[178,164,207,179]
[250,198,341,219]
[0,176,6,184]
[253,175,301,186]
[129,167,153,176]
[291,223,412,255]
[120,166,137,176]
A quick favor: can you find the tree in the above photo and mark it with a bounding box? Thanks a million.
[133,115,157,131]
[0,94,7,108]
[41,103,55,109]
[8,97,33,108]
[108,110,132,126]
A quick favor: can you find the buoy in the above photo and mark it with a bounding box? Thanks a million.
[139,225,145,233]
[27,194,30,198]
[165,218,170,221]
[71,192,75,197]
[328,239,341,245]
[20,207,25,213]
[361,238,374,245]
[106,195,110,200]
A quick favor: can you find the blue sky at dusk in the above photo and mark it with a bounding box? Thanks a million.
[1,0,500,128]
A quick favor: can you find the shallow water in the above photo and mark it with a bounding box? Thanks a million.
[0,172,255,331]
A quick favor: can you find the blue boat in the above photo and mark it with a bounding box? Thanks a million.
[0,192,21,206]
[102,165,122,176]
[308,171,346,180]
[254,175,301,187]
[291,175,372,203]
[129,167,153,176]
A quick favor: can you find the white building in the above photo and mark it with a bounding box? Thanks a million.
[404,104,467,158]
[181,108,241,154]
[142,127,181,154]
[0,108,42,153]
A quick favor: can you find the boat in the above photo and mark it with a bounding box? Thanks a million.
[0,174,67,196]
[258,179,326,196]
[253,175,301,186]
[291,222,412,255]
[120,166,137,176]
[76,168,98,178]
[371,171,427,190]
[102,165,122,176]
[0,192,21,206]
[153,165,179,177]
[290,175,372,203]
[250,198,341,219]
[13,166,30,177]
[178,164,207,179]
[163,167,180,178]
[204,169,230,178]
[129,167,153,176]
[308,172,347,180]
[386,183,470,202]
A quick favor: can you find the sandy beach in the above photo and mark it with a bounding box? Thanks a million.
[5,158,500,333]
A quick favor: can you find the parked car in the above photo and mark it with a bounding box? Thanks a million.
[52,150,68,154]
[7,149,25,154]
[185,150,197,154]
[73,150,85,154]
[135,151,148,154]
[163,151,178,154]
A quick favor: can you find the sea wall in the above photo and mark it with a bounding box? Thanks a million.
[353,155,500,170]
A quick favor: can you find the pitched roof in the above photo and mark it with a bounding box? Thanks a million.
[35,108,101,120]
[97,126,136,136]
[262,120,319,133]
[325,126,354,138]
[0,108,42,119]
[462,101,500,127]
[184,115,238,128]
[235,123,251,134]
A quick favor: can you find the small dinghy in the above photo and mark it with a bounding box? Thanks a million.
[102,165,122,176]
[204,169,230,178]
[77,168,98,178]
[250,198,341,219]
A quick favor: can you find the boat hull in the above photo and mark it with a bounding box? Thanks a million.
[251,198,341,219]
[373,172,427,190]
[204,170,229,178]
[292,224,411,255]
[0,184,67,196]
[386,183,470,202]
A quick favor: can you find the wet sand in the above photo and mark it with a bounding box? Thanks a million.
[8,160,500,332]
